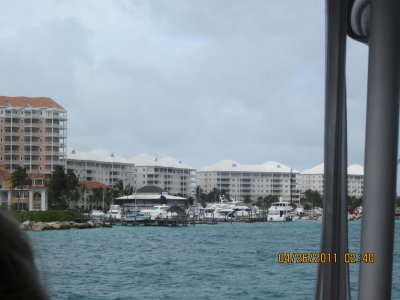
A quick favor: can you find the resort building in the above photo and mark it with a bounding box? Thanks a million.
[129,154,195,197]
[0,96,67,174]
[0,168,48,211]
[300,163,364,198]
[196,160,301,203]
[76,181,111,210]
[65,148,135,188]
[65,149,194,197]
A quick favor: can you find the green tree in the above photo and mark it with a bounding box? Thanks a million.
[11,166,32,211]
[302,189,323,209]
[123,184,134,196]
[88,188,104,209]
[48,166,80,210]
[396,196,400,208]
[48,165,67,209]
[348,196,362,213]
[243,195,252,205]
[256,195,278,210]
[160,195,167,205]
[184,196,195,208]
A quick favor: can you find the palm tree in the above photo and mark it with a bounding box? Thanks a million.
[11,166,32,211]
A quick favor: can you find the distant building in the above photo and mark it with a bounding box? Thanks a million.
[77,180,111,210]
[129,154,195,197]
[65,148,135,187]
[0,96,67,174]
[300,163,364,198]
[65,149,194,197]
[196,160,300,203]
[0,169,48,211]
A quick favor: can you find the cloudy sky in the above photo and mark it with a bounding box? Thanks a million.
[0,0,370,171]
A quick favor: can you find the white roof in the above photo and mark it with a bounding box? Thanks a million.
[301,163,364,175]
[347,164,364,175]
[116,194,186,200]
[66,147,130,164]
[128,153,193,169]
[301,163,324,175]
[66,148,192,169]
[198,160,299,173]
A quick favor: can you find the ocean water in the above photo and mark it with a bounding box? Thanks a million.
[29,221,400,300]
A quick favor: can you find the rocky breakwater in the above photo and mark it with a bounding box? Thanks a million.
[21,220,112,231]
[300,207,324,221]
[299,207,362,221]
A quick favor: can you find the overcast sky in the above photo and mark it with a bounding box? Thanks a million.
[0,0,370,171]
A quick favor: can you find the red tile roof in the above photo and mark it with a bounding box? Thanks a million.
[79,181,111,189]
[0,96,65,110]
[28,173,46,179]
[0,169,11,178]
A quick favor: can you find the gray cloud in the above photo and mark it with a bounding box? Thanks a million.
[0,0,373,173]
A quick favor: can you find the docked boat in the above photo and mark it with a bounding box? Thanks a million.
[141,205,178,220]
[90,209,106,219]
[122,210,150,222]
[106,205,123,220]
[294,204,304,215]
[267,201,296,222]
[202,203,236,221]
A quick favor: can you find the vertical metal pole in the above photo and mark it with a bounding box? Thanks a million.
[315,0,350,299]
[358,0,400,299]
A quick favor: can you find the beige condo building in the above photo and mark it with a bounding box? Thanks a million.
[129,153,195,197]
[196,160,301,203]
[0,96,67,174]
[300,163,364,198]
[65,148,135,187]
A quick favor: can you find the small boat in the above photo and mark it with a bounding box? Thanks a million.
[295,204,305,215]
[267,201,296,222]
[123,210,150,222]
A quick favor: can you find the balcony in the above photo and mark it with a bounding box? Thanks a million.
[44,123,67,129]
[3,140,21,145]
[23,132,42,137]
[45,132,66,138]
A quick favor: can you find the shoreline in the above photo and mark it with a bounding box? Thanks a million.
[21,220,112,231]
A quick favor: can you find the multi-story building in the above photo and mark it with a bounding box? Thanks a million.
[300,163,364,198]
[129,153,195,197]
[65,149,194,197]
[0,96,67,174]
[0,168,48,211]
[196,160,300,203]
[65,148,135,187]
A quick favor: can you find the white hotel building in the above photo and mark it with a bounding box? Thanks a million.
[65,148,135,187]
[65,149,194,197]
[196,160,300,203]
[130,153,195,197]
[300,163,364,198]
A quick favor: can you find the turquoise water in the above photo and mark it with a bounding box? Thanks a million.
[29,221,400,300]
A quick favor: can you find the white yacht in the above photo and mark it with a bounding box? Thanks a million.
[90,209,106,219]
[267,201,296,222]
[202,203,236,220]
[106,205,123,220]
[141,205,177,220]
